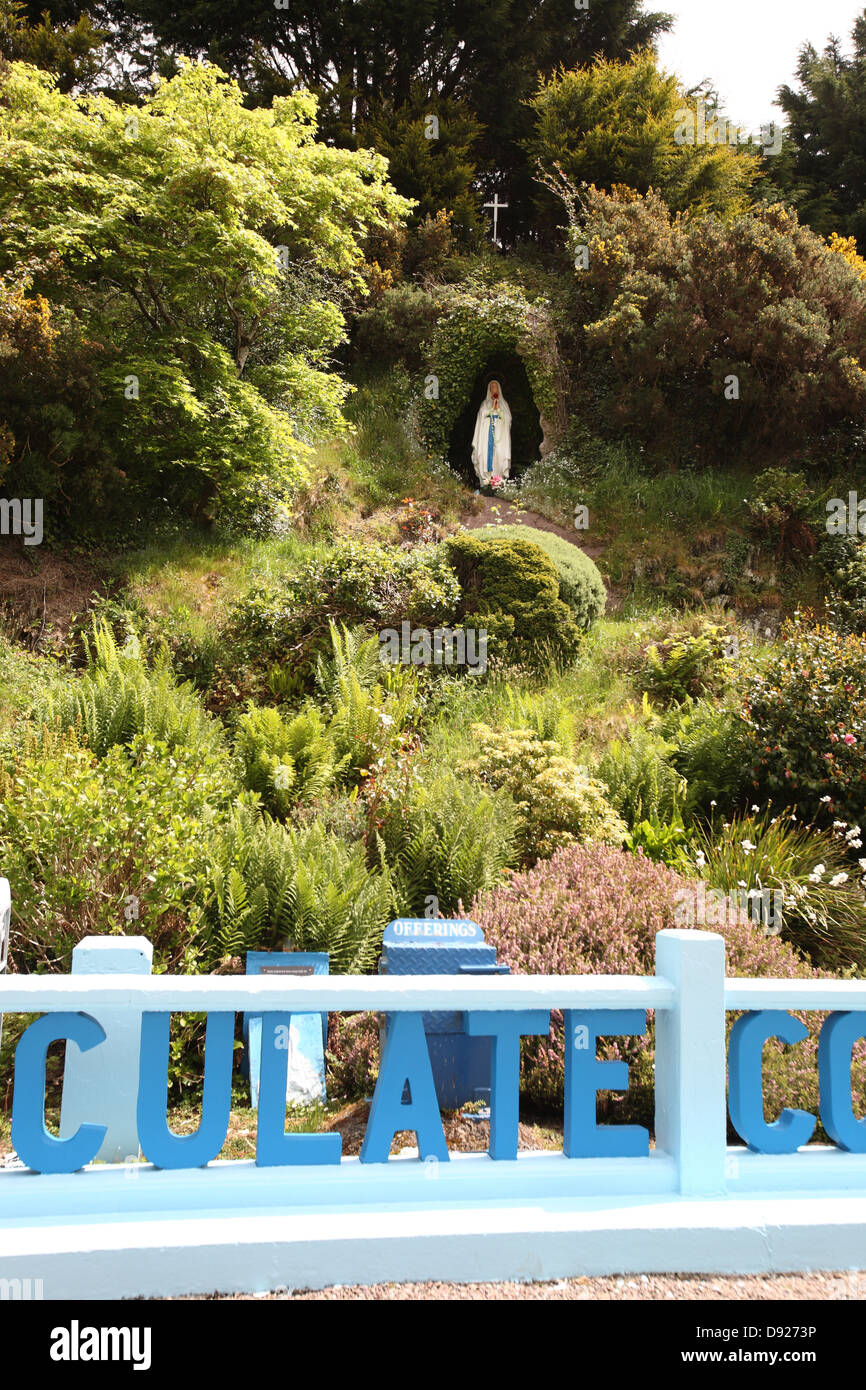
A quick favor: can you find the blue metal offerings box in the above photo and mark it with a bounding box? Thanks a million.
[379,918,510,1109]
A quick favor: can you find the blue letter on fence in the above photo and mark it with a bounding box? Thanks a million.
[819,1011,866,1152]
[256,1014,341,1167]
[728,1011,815,1154]
[12,1013,107,1173]
[137,1012,234,1169]
[563,1010,649,1158]
[360,1013,448,1164]
[464,1010,550,1159]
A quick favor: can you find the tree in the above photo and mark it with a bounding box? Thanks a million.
[776,12,866,249]
[357,88,483,246]
[0,0,108,90]
[0,60,409,528]
[55,0,673,240]
[530,53,760,223]
[555,183,866,464]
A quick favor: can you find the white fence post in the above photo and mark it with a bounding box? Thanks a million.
[59,935,153,1163]
[654,928,727,1195]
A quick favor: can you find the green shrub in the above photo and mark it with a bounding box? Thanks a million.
[459,723,626,862]
[820,534,866,635]
[0,730,233,973]
[234,703,341,816]
[742,615,866,826]
[36,622,225,760]
[473,524,606,630]
[445,532,583,667]
[203,806,393,973]
[747,468,817,558]
[352,284,439,370]
[222,540,461,679]
[373,770,518,916]
[0,636,64,729]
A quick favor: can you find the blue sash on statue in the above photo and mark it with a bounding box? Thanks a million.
[487,412,497,473]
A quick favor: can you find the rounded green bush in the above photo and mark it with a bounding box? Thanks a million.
[444,531,583,666]
[474,524,606,630]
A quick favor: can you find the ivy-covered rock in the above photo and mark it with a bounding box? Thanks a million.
[419,278,565,458]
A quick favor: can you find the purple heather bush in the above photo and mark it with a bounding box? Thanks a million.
[469,843,866,1132]
[326,1010,380,1100]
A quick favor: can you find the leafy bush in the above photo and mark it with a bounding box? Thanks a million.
[222,541,460,678]
[560,186,866,464]
[471,842,861,1123]
[0,730,233,973]
[373,770,517,916]
[203,807,393,973]
[445,532,583,667]
[36,622,225,760]
[691,812,866,972]
[459,723,626,862]
[820,534,866,635]
[352,284,439,370]
[742,615,866,826]
[235,703,340,816]
[473,524,606,630]
[747,468,817,558]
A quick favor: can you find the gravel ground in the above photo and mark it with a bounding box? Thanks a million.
[188,1271,863,1301]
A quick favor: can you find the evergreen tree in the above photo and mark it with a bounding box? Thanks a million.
[776,12,866,249]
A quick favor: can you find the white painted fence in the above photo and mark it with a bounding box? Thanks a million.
[0,917,865,1297]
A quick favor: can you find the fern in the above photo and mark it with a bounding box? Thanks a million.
[36,621,224,760]
[202,806,393,973]
[597,726,686,829]
[376,771,517,917]
[235,702,340,815]
[316,622,419,785]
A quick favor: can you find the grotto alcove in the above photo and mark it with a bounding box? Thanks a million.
[448,353,543,486]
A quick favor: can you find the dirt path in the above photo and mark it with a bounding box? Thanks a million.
[460,493,607,563]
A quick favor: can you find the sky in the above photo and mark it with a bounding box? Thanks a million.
[656,0,866,132]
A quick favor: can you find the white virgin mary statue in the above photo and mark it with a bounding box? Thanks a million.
[471,380,512,486]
